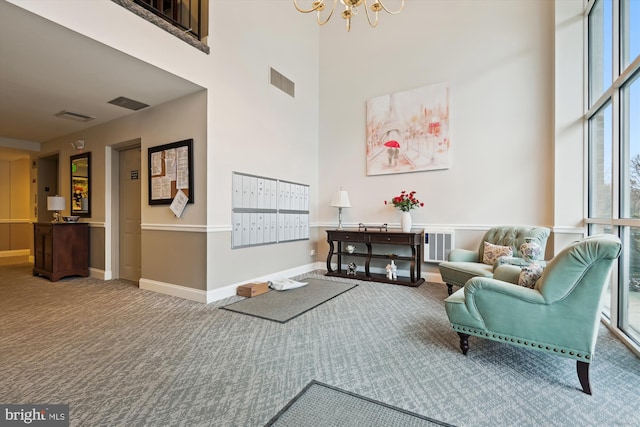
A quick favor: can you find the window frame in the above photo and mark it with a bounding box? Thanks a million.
[584,0,640,355]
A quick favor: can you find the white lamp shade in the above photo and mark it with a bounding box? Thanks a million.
[330,190,351,208]
[47,196,66,211]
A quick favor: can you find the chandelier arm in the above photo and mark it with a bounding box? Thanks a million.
[363,1,379,28]
[293,0,402,30]
[293,0,324,13]
[317,0,339,25]
[377,0,405,15]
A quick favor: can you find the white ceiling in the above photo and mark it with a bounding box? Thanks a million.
[0,1,204,160]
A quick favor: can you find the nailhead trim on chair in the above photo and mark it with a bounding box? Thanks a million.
[451,324,591,362]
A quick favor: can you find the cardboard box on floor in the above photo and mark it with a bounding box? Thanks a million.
[237,282,270,297]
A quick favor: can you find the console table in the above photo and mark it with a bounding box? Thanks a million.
[326,229,424,286]
[33,222,90,282]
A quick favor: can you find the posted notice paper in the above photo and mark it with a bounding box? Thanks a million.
[170,189,189,217]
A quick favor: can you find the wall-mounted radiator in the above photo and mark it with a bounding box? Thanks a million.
[423,229,455,263]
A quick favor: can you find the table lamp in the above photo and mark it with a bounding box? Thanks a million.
[47,195,65,222]
[330,189,351,230]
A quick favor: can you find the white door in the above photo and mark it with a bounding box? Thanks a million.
[119,147,141,282]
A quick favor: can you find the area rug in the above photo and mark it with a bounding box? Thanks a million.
[265,380,455,427]
[220,278,357,323]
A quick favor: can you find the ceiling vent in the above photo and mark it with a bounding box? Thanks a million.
[54,110,96,122]
[270,68,295,98]
[108,96,149,111]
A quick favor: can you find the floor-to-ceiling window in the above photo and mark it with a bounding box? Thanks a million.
[586,0,640,353]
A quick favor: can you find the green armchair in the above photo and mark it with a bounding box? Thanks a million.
[439,225,551,295]
[444,234,622,394]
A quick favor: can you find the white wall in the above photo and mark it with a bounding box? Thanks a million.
[318,1,559,236]
[7,0,587,292]
[11,0,320,227]
[554,0,587,250]
[11,0,322,293]
[207,0,320,226]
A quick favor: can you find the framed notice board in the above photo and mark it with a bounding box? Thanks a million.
[148,139,194,205]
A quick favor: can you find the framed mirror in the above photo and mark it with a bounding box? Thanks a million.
[70,152,91,217]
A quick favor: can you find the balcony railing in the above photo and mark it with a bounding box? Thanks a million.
[133,0,206,41]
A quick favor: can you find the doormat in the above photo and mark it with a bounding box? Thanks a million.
[221,278,357,323]
[265,380,455,426]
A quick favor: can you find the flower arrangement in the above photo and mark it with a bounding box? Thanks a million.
[385,190,424,212]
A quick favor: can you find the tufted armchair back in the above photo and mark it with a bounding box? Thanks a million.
[478,225,551,260]
[537,234,622,304]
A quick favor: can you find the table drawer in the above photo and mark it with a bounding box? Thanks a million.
[327,231,366,243]
[368,233,417,244]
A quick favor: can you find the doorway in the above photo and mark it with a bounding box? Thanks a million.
[37,154,59,223]
[118,146,141,282]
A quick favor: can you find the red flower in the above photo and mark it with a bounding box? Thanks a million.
[385,191,424,212]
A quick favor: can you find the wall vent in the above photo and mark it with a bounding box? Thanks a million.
[424,229,455,263]
[54,110,95,122]
[108,96,149,111]
[270,67,295,98]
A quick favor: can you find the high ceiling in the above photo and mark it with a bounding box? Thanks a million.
[0,1,204,160]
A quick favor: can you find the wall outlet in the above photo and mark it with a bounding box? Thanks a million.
[310,249,316,257]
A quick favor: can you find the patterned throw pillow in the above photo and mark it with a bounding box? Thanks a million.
[518,263,544,288]
[482,242,513,265]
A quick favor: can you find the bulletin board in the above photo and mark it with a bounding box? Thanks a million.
[148,139,194,205]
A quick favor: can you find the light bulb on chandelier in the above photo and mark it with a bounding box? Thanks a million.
[293,0,405,32]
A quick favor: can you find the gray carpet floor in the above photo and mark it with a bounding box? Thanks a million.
[1,263,639,426]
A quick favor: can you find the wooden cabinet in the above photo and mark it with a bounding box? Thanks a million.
[33,223,89,281]
[326,229,425,287]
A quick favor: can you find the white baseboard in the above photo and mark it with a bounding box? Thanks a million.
[423,271,444,284]
[140,278,209,303]
[140,262,325,304]
[103,261,444,303]
[89,268,111,280]
[206,262,324,303]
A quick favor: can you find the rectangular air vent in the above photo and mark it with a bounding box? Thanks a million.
[54,110,95,122]
[270,67,295,98]
[108,96,149,111]
[424,229,455,263]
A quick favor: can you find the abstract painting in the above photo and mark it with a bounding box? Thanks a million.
[366,82,450,176]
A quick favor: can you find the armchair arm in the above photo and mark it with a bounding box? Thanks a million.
[465,277,546,304]
[492,265,522,285]
[463,277,547,326]
[447,248,479,262]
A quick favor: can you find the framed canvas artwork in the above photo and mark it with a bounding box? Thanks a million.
[366,82,450,176]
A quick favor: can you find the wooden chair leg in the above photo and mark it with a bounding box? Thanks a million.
[577,361,592,395]
[457,332,469,355]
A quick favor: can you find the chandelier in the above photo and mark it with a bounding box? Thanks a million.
[293,0,405,32]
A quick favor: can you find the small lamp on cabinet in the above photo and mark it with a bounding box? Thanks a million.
[47,196,65,223]
[330,188,351,230]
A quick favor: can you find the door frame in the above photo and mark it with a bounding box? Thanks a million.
[106,139,141,280]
